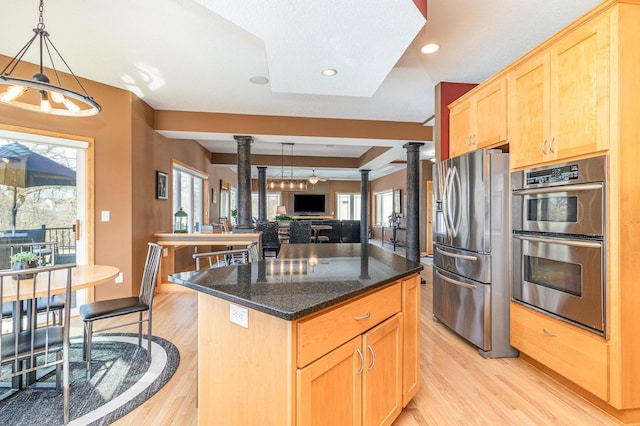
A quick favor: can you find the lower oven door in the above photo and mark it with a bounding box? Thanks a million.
[512,234,605,335]
[433,267,490,351]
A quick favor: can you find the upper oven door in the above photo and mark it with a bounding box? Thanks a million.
[512,182,604,236]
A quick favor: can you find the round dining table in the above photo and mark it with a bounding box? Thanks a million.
[0,264,120,302]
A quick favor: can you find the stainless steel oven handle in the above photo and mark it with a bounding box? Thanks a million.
[513,234,602,248]
[436,247,477,261]
[512,182,603,196]
[435,270,478,289]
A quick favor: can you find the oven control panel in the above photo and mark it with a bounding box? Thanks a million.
[526,164,579,185]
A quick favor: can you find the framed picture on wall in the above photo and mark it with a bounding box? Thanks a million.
[156,171,168,200]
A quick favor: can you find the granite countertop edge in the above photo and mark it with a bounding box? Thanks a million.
[170,266,422,321]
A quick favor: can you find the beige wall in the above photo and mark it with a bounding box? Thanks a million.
[0,54,219,300]
[0,53,427,299]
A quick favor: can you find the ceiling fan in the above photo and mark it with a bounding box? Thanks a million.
[308,170,327,185]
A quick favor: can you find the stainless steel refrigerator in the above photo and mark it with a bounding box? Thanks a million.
[432,149,518,358]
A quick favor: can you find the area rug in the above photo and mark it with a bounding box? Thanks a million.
[0,333,180,425]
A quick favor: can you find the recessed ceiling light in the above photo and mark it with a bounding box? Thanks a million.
[249,76,269,85]
[421,43,440,54]
[321,68,337,77]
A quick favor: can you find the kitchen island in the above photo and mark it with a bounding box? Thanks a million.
[169,243,422,425]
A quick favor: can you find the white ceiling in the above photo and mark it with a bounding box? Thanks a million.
[0,0,601,181]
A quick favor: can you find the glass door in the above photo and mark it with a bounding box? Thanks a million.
[0,129,89,313]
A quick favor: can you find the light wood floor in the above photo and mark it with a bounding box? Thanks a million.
[70,264,622,425]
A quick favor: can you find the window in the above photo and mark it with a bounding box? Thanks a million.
[173,164,206,233]
[336,193,361,220]
[230,187,237,215]
[252,192,282,220]
[374,190,394,226]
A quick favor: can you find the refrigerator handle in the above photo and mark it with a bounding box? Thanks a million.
[435,270,478,289]
[451,167,462,238]
[444,167,454,237]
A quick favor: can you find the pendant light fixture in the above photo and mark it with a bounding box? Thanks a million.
[268,143,307,191]
[0,0,101,117]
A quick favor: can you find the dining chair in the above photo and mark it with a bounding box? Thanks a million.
[79,242,162,375]
[255,221,281,258]
[0,263,74,424]
[288,221,312,244]
[193,243,260,271]
[2,296,66,329]
[1,242,65,328]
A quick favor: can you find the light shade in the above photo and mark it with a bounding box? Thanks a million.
[276,205,287,215]
[0,0,101,117]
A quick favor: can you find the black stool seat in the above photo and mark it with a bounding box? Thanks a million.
[79,297,149,321]
[1,326,63,358]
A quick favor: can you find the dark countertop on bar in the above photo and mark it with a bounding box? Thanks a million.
[169,243,423,320]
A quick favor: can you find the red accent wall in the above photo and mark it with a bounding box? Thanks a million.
[413,0,428,19]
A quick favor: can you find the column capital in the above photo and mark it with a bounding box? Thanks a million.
[403,141,424,151]
[234,135,253,144]
[257,166,267,171]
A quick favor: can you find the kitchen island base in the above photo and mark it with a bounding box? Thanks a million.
[196,274,420,425]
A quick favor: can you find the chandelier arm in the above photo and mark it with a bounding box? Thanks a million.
[0,33,39,75]
[43,35,94,98]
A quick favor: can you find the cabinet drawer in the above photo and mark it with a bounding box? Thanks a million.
[510,302,608,400]
[297,283,401,368]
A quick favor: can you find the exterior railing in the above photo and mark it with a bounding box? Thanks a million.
[1,225,76,267]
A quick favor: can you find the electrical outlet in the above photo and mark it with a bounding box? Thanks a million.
[101,210,110,222]
[163,248,168,257]
[229,304,248,328]
[115,272,123,284]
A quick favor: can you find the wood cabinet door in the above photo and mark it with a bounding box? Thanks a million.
[473,78,508,148]
[362,314,403,426]
[509,52,551,169]
[449,100,472,158]
[551,11,610,161]
[401,275,421,406]
[297,336,362,426]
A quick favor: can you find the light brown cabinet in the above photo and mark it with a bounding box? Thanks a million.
[196,275,420,425]
[297,313,402,426]
[505,1,640,419]
[441,1,640,419]
[449,78,507,158]
[509,11,610,169]
[510,302,608,400]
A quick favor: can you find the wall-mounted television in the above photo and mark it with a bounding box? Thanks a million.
[293,194,325,214]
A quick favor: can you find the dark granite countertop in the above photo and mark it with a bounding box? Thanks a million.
[169,243,423,320]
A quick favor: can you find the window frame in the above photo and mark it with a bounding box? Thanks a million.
[374,190,394,226]
[172,163,207,233]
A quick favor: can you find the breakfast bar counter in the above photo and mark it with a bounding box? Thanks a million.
[169,243,423,425]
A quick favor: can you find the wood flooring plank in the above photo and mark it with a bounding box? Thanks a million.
[65,261,621,425]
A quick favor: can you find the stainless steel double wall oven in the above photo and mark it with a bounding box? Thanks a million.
[511,155,607,336]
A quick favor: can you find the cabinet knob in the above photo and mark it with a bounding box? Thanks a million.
[543,328,559,337]
[549,137,555,154]
[541,139,548,155]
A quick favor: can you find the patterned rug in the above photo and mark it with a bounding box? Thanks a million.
[0,333,180,425]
